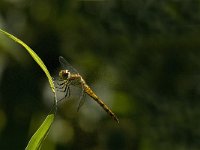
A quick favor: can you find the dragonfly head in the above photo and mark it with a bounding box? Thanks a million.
[59,70,71,80]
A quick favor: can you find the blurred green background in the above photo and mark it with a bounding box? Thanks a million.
[0,0,200,149]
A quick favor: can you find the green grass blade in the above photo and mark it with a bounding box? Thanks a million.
[25,114,55,150]
[0,28,58,149]
[0,29,55,93]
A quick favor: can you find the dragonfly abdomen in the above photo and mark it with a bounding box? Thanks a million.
[83,84,119,124]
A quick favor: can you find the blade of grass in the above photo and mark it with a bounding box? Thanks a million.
[0,29,55,93]
[0,28,57,150]
[25,114,55,150]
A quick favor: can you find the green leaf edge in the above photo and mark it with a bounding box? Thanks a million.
[0,29,55,93]
[25,114,55,150]
[0,29,57,150]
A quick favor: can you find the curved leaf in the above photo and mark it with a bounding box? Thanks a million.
[0,28,58,150]
[25,114,55,150]
[0,29,55,93]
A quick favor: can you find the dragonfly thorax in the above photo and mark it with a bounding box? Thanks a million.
[59,69,71,80]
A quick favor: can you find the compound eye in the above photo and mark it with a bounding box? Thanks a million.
[63,71,69,78]
[59,70,70,79]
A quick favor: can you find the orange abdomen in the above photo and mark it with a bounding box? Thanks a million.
[83,84,119,124]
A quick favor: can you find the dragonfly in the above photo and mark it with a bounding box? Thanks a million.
[56,56,119,124]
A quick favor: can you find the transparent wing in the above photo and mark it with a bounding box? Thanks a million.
[59,56,79,74]
[77,87,86,111]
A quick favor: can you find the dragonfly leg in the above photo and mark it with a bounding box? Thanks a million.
[55,80,67,88]
[54,77,67,87]
[56,80,69,92]
[57,81,71,103]
[56,81,66,86]
[55,81,63,87]
[58,83,68,92]
[56,84,66,90]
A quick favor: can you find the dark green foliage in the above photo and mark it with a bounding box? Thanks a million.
[0,0,200,149]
